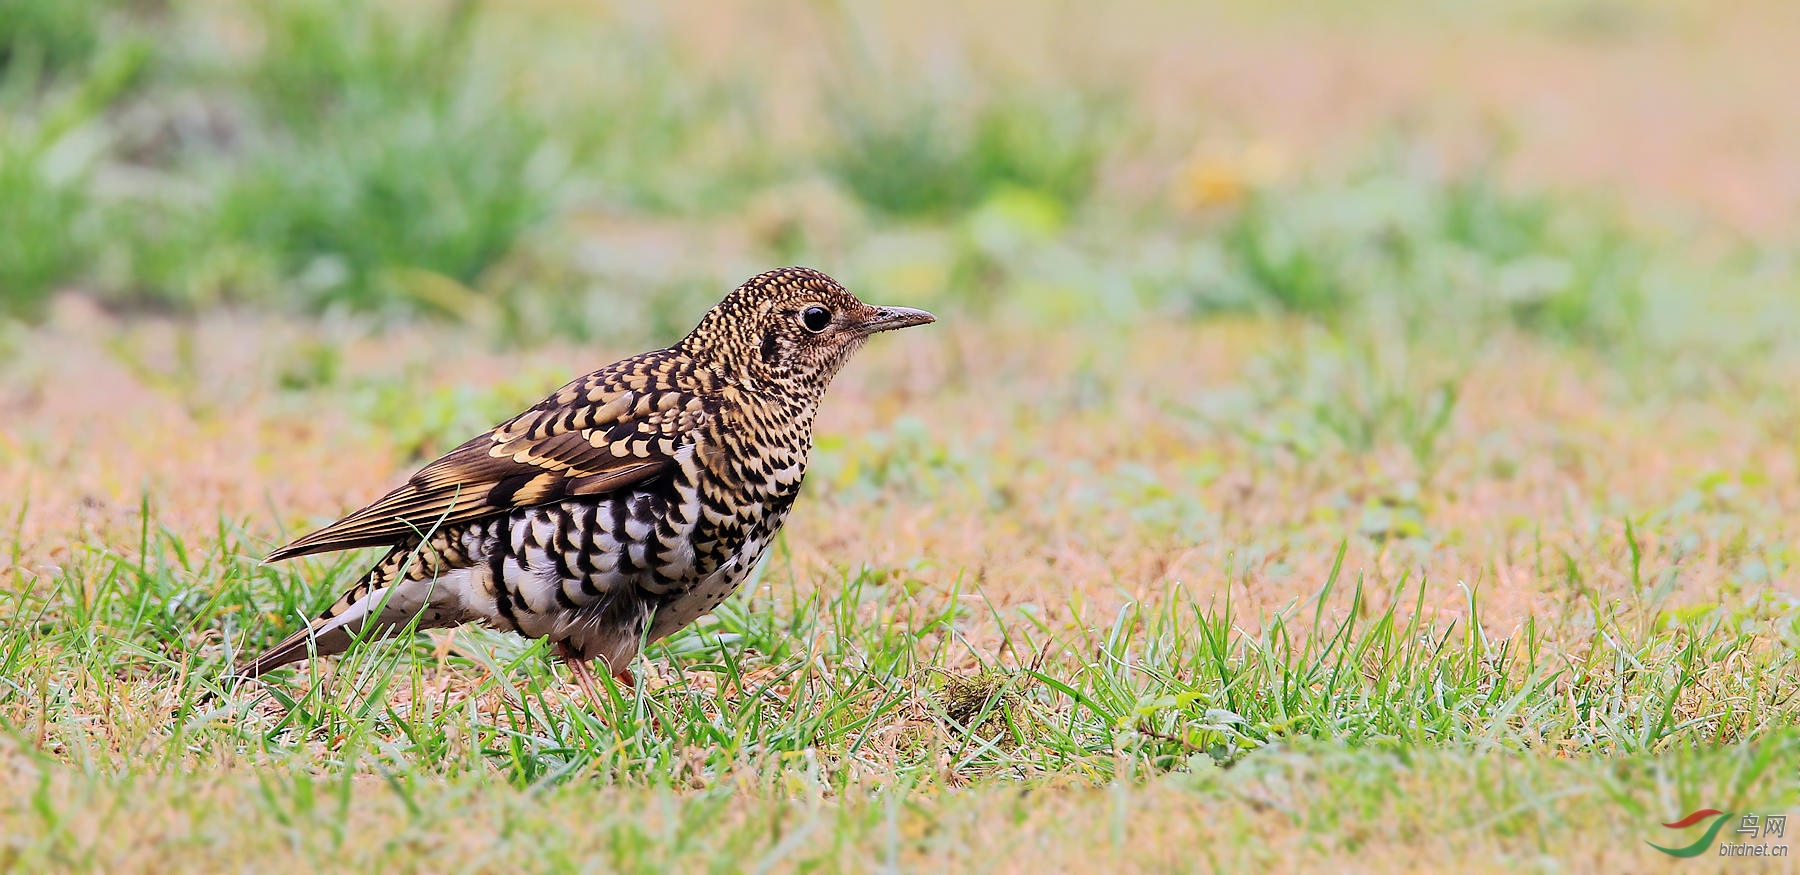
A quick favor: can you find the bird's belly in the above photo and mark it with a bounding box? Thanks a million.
[450,485,788,662]
[460,489,712,636]
[645,532,775,642]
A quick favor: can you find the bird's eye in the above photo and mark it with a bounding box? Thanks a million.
[800,306,832,333]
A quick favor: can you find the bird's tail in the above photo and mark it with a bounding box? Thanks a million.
[229,553,470,681]
[231,619,346,680]
[230,573,386,680]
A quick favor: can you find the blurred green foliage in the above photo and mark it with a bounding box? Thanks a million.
[246,0,478,130]
[145,0,559,312]
[0,5,149,316]
[0,137,90,316]
[827,91,1108,219]
[1206,171,1645,344]
[209,103,554,311]
[0,0,1789,364]
[0,0,113,78]
[237,1,551,308]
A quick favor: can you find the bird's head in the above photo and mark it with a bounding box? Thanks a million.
[681,267,935,395]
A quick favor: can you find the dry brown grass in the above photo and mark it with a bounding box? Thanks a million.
[9,302,1795,641]
[0,747,1753,873]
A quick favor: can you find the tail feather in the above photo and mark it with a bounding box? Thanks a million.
[230,529,485,683]
[231,617,358,680]
[229,570,474,682]
[230,574,384,680]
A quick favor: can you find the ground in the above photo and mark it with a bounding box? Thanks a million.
[1,0,1797,871]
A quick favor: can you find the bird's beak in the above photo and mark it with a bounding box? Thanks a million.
[858,305,937,334]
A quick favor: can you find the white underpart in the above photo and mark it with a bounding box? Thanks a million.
[522,549,564,618]
[646,534,768,642]
[504,550,567,637]
[529,514,558,553]
[309,568,483,641]
[622,497,653,542]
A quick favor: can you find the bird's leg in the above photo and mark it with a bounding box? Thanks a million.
[558,642,608,710]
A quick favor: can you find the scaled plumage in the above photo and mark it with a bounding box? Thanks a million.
[234,267,934,701]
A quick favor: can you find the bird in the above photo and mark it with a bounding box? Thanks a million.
[232,266,935,704]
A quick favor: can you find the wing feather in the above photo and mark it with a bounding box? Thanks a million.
[266,359,703,562]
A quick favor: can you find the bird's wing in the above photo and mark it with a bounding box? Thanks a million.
[265,364,712,562]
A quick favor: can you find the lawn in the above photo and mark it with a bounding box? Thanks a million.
[2,0,1798,871]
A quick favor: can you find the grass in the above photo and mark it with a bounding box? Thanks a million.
[4,0,1800,870]
[5,508,1797,868]
[827,89,1110,220]
[5,307,1799,869]
[0,0,113,79]
[1207,170,1648,346]
[0,22,150,315]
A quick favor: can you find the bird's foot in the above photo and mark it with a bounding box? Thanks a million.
[558,643,638,712]
[558,642,609,712]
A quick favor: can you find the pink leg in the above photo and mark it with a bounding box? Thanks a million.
[558,642,608,710]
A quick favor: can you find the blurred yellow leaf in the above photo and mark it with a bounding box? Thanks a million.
[1176,140,1289,210]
